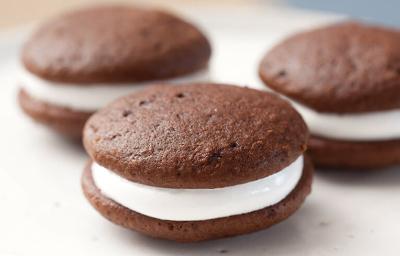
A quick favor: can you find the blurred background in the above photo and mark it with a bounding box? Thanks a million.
[2,0,400,30]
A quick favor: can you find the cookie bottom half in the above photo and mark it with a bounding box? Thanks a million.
[82,157,313,242]
[309,136,400,169]
[18,89,92,138]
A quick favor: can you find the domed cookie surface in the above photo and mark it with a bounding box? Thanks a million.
[84,83,308,188]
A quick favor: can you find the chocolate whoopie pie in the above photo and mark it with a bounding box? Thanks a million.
[18,5,211,138]
[259,21,400,169]
[81,83,312,242]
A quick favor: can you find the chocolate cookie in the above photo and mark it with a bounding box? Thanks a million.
[259,21,400,169]
[259,21,400,113]
[308,136,400,169]
[83,84,308,188]
[81,83,312,241]
[82,157,313,242]
[18,89,91,138]
[18,5,211,138]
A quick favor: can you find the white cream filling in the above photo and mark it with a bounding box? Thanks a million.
[292,102,400,141]
[91,155,303,221]
[18,66,210,112]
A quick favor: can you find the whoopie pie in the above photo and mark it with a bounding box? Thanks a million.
[259,21,400,169]
[18,5,211,138]
[81,83,312,242]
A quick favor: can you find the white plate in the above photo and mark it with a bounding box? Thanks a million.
[0,4,399,256]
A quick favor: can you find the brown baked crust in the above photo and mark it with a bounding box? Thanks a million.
[83,84,308,188]
[81,156,313,242]
[308,136,400,169]
[22,5,211,84]
[259,21,400,113]
[18,89,92,138]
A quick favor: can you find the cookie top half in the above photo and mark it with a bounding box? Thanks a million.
[83,84,308,188]
[22,5,211,84]
[259,21,400,113]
